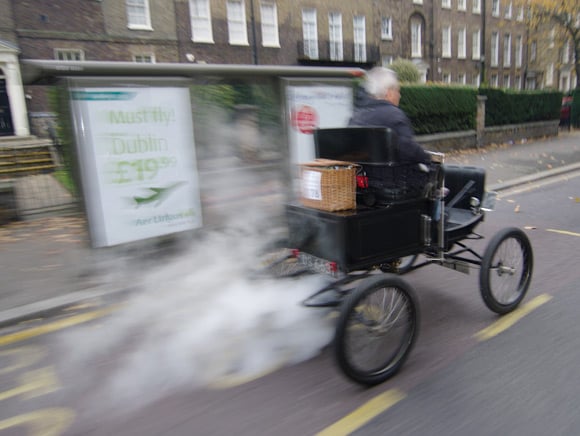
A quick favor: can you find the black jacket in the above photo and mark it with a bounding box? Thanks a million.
[349,89,431,164]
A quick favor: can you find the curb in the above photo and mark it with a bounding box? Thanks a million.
[489,162,580,192]
[0,285,135,329]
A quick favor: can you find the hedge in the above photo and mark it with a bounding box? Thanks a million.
[400,85,477,135]
[478,87,562,127]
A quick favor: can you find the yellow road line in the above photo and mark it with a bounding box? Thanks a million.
[474,294,552,342]
[547,229,580,238]
[316,389,406,436]
[0,308,115,347]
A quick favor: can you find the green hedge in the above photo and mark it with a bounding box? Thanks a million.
[479,87,562,127]
[400,85,477,135]
[570,89,580,127]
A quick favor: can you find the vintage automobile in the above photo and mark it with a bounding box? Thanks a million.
[258,127,533,386]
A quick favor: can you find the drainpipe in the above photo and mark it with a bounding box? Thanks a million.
[480,0,486,84]
[250,0,259,65]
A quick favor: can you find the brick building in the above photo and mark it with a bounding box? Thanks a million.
[0,0,547,138]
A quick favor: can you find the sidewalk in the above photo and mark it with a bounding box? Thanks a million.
[1,130,579,326]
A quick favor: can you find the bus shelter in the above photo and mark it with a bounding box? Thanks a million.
[21,60,363,248]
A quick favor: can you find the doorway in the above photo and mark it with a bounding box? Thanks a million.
[0,78,14,136]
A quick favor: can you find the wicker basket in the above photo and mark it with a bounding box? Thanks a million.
[299,159,358,212]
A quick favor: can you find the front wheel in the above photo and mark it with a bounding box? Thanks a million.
[479,227,533,314]
[334,275,419,386]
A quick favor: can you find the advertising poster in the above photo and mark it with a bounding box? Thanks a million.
[285,84,353,164]
[71,86,202,247]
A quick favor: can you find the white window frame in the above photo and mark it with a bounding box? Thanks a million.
[381,17,393,40]
[458,73,466,84]
[515,35,522,67]
[472,29,481,60]
[473,74,481,87]
[458,0,467,11]
[562,40,570,64]
[516,6,524,21]
[442,26,451,58]
[413,0,423,4]
[190,0,214,43]
[492,0,500,17]
[458,27,466,59]
[503,74,510,88]
[515,75,521,90]
[545,63,554,86]
[504,1,512,19]
[530,40,537,62]
[227,0,249,46]
[126,0,152,30]
[491,73,498,87]
[442,73,451,84]
[260,1,279,47]
[442,0,451,9]
[54,49,85,61]
[133,53,156,63]
[382,55,394,66]
[503,33,511,67]
[411,18,422,58]
[491,31,499,66]
[353,15,366,63]
[329,12,343,61]
[472,0,481,14]
[302,8,318,59]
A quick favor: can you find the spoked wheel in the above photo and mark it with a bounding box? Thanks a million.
[479,227,533,314]
[380,254,418,275]
[334,275,419,386]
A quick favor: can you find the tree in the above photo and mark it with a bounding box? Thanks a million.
[389,58,420,83]
[523,0,580,88]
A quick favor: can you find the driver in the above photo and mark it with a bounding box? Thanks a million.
[349,67,431,165]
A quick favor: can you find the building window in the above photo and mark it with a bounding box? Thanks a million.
[126,0,152,30]
[227,0,248,45]
[545,63,554,86]
[458,73,466,84]
[458,27,466,58]
[442,26,451,58]
[382,55,394,66]
[504,1,512,19]
[492,0,500,17]
[133,54,155,63]
[549,29,555,48]
[515,75,521,89]
[54,49,84,61]
[491,31,499,66]
[503,74,510,88]
[562,40,570,64]
[190,0,213,43]
[473,74,481,87]
[530,40,537,62]
[381,17,393,40]
[302,8,318,59]
[414,0,423,4]
[515,35,522,67]
[503,33,511,67]
[353,16,366,62]
[411,18,422,58]
[491,73,498,87]
[458,0,466,11]
[329,12,343,61]
[442,73,451,83]
[472,29,481,60]
[473,0,481,14]
[260,1,279,47]
[442,0,451,9]
[516,6,524,21]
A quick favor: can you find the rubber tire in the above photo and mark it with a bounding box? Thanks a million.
[479,227,533,314]
[334,274,419,386]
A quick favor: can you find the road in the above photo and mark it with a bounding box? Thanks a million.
[0,170,579,436]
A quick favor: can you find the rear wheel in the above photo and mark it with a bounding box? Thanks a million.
[334,275,419,386]
[479,227,533,314]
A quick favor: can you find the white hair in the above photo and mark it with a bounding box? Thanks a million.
[364,67,400,99]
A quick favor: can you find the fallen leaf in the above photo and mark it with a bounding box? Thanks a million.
[514,204,520,213]
[547,164,553,169]
[507,199,515,203]
[524,226,537,230]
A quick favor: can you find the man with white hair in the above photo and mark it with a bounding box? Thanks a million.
[349,67,431,164]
